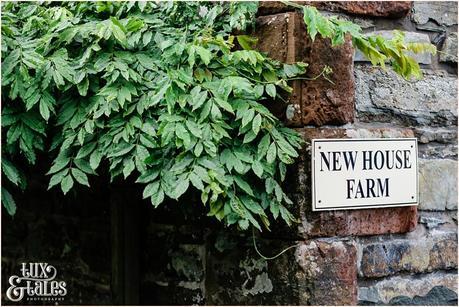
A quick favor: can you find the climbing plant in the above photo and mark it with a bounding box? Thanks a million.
[1,1,435,230]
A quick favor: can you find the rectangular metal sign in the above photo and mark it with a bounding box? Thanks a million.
[311,138,418,211]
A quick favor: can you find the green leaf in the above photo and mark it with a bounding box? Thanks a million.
[189,172,204,190]
[172,178,189,199]
[39,99,50,121]
[258,134,271,157]
[123,158,135,178]
[266,142,277,164]
[111,17,127,46]
[61,175,74,195]
[265,84,276,98]
[270,202,280,220]
[48,169,68,190]
[195,46,212,65]
[175,123,191,146]
[74,159,96,175]
[118,86,131,107]
[185,120,202,138]
[47,155,70,175]
[71,168,90,187]
[279,205,294,226]
[303,6,318,41]
[1,187,16,216]
[234,176,254,196]
[238,219,249,230]
[76,142,97,159]
[243,130,257,144]
[2,159,21,186]
[89,150,102,170]
[241,109,255,127]
[252,114,262,135]
[109,142,135,157]
[236,35,258,50]
[77,78,89,96]
[194,143,204,157]
[151,189,165,207]
[214,97,234,114]
[252,160,263,178]
[136,169,160,183]
[143,181,160,199]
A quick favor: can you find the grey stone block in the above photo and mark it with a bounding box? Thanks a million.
[358,273,458,304]
[355,66,458,126]
[419,159,458,211]
[412,2,458,27]
[440,32,458,63]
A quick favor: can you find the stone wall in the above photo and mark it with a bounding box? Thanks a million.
[1,1,457,306]
[258,1,458,305]
[138,2,458,305]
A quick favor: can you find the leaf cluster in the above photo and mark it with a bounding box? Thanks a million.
[1,1,304,230]
[298,4,437,79]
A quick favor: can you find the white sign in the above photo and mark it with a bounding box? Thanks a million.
[311,138,418,211]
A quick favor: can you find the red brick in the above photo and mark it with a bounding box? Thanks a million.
[253,12,355,126]
[296,239,357,305]
[298,31,355,125]
[258,1,412,18]
[306,206,417,237]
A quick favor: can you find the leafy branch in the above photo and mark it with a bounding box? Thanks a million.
[283,0,436,79]
[1,1,301,230]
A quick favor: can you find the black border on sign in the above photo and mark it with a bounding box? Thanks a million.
[311,138,419,211]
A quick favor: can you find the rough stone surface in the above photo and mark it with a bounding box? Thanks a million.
[254,12,355,126]
[355,66,458,126]
[354,31,432,64]
[358,274,458,305]
[296,239,357,305]
[415,127,458,145]
[358,223,458,278]
[388,286,458,305]
[412,2,458,27]
[140,223,207,305]
[304,204,418,238]
[206,232,300,305]
[418,211,457,230]
[298,27,355,126]
[418,159,458,211]
[440,32,458,63]
[418,144,458,159]
[415,126,458,159]
[258,1,412,18]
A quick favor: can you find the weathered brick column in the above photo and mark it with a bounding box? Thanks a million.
[253,11,355,126]
[248,2,457,305]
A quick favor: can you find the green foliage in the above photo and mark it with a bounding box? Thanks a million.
[299,4,436,79]
[1,1,435,230]
[1,1,304,230]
